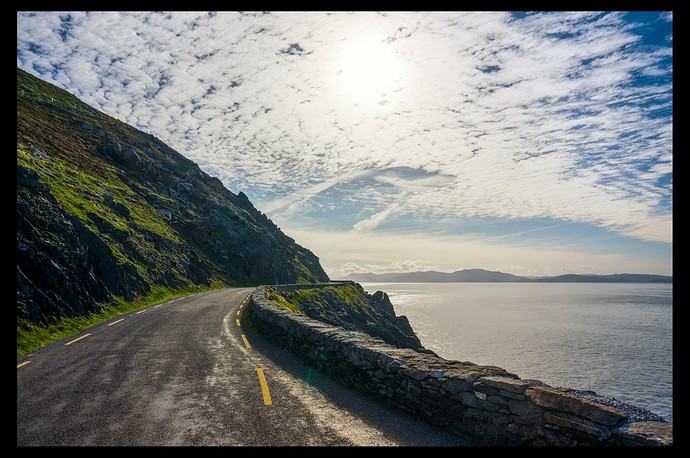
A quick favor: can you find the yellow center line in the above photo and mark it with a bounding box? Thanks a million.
[256,368,273,406]
[241,334,252,349]
[108,318,125,326]
[236,310,240,316]
[135,309,148,315]
[17,361,31,369]
[236,319,241,327]
[64,333,91,346]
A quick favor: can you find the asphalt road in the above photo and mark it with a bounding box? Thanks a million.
[17,287,468,446]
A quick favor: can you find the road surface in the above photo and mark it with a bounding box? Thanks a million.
[17,287,468,446]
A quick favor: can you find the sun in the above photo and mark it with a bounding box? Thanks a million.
[333,36,404,105]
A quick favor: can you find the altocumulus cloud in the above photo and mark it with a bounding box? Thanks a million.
[17,11,672,262]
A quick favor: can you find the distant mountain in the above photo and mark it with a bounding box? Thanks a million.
[535,273,672,283]
[17,68,329,327]
[345,269,529,283]
[343,269,672,283]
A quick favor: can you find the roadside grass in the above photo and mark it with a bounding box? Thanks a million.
[17,281,225,357]
[266,291,305,315]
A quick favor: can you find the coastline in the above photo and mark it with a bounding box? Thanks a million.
[249,283,672,445]
[361,281,673,423]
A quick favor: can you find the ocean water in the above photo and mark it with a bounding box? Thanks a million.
[361,282,673,422]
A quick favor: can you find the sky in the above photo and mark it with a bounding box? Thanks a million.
[16,11,673,278]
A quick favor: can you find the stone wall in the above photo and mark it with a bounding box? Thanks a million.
[248,284,672,446]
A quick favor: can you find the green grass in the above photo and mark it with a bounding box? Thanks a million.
[17,143,179,245]
[16,280,226,357]
[16,68,329,346]
[326,285,370,310]
[284,285,370,313]
[293,255,316,284]
[283,288,324,305]
[267,292,305,315]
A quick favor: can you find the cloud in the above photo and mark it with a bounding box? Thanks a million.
[261,169,370,215]
[338,260,440,275]
[17,11,672,271]
[352,202,402,232]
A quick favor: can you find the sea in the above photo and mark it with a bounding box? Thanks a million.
[361,282,673,422]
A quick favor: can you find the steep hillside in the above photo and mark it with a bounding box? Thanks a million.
[16,68,328,328]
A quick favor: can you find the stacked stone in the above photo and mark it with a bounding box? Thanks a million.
[249,285,672,446]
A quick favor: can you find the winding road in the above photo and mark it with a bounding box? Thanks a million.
[17,288,467,446]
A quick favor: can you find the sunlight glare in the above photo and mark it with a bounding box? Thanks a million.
[334,36,404,106]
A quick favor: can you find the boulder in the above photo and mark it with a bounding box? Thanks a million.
[371,290,395,315]
[122,148,141,168]
[111,201,131,218]
[17,165,44,189]
[98,139,122,160]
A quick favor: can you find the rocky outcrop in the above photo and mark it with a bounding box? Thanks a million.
[17,67,329,327]
[248,284,672,446]
[17,183,118,324]
[267,283,432,354]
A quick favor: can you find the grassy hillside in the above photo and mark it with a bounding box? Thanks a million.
[17,68,329,353]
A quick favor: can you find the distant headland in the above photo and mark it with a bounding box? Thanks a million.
[343,268,672,283]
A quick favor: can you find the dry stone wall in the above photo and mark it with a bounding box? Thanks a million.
[248,284,672,446]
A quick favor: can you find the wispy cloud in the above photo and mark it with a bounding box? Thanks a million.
[17,11,672,275]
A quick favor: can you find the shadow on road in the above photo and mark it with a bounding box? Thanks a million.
[244,324,472,446]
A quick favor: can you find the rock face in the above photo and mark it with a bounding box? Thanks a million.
[248,285,673,446]
[266,282,433,354]
[16,68,329,327]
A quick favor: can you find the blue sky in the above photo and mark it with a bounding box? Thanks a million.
[17,11,673,277]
